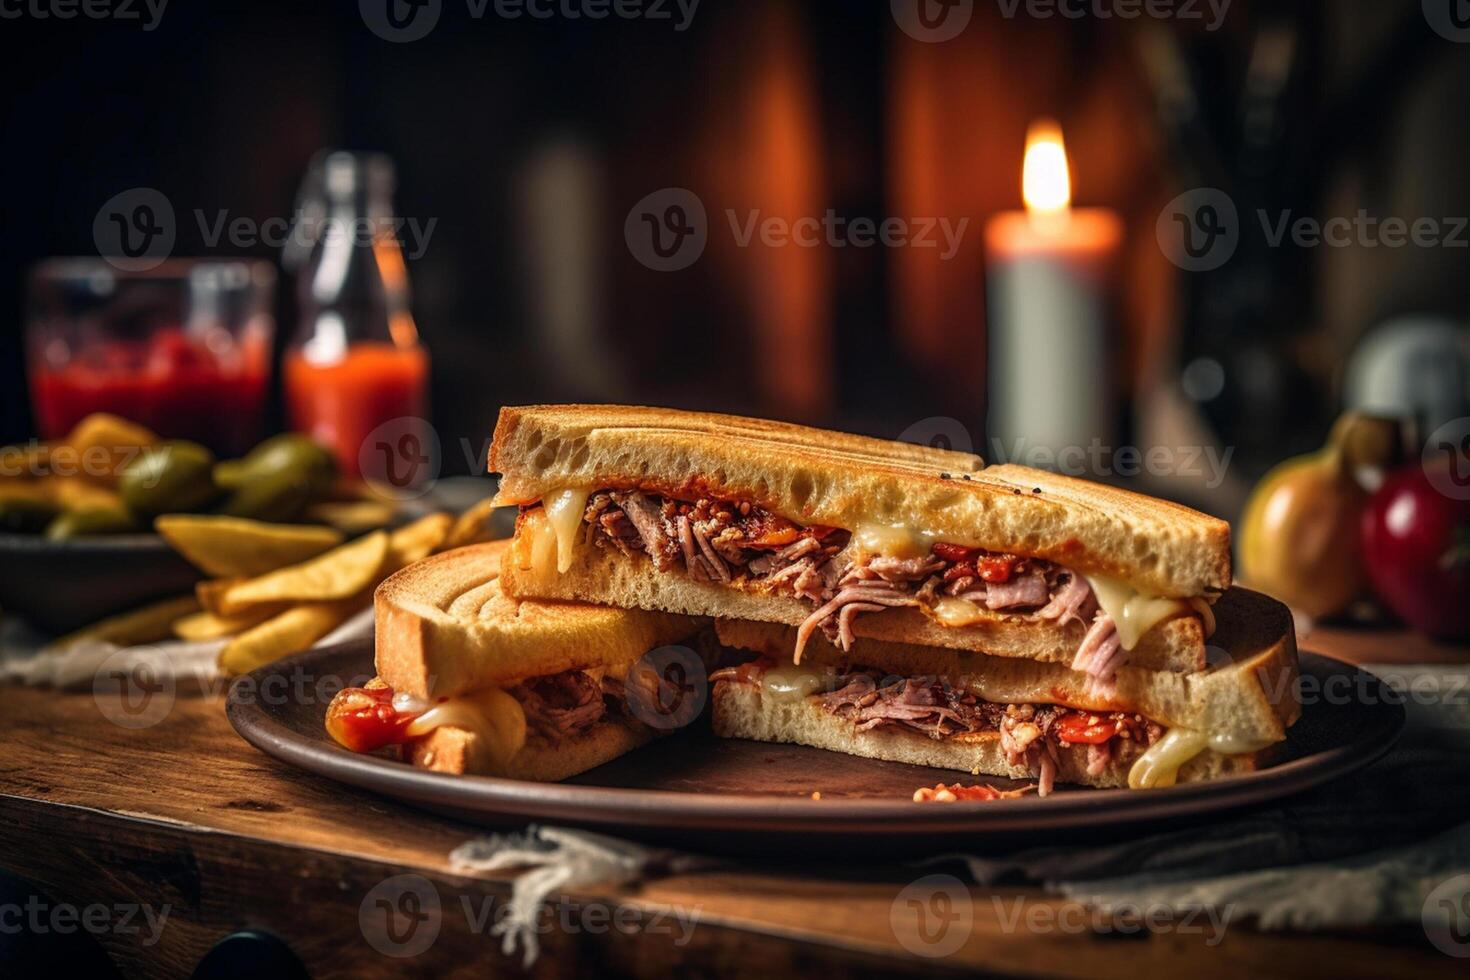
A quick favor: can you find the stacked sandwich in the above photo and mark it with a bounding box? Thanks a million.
[328,404,1301,793]
[486,405,1300,793]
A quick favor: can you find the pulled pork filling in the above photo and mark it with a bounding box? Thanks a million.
[571,490,1106,667]
[711,661,1164,797]
[510,669,618,745]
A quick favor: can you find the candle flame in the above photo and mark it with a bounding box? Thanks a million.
[1022,119,1071,216]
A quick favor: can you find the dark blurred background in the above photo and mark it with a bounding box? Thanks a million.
[3,0,1469,516]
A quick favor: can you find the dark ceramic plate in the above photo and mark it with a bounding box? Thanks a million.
[227,642,1404,855]
[0,532,202,634]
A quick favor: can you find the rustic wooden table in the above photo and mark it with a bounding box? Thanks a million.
[0,624,1465,978]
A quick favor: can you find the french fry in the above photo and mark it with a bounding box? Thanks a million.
[215,531,389,616]
[171,607,278,642]
[60,413,159,486]
[301,501,398,536]
[444,496,504,551]
[44,595,201,653]
[156,515,345,577]
[217,597,367,676]
[47,476,125,513]
[386,512,454,568]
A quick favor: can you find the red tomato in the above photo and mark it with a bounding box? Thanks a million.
[932,542,979,563]
[1053,712,1119,745]
[325,686,420,753]
[977,555,1018,583]
[1360,458,1470,640]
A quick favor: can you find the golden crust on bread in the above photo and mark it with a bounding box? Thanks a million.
[717,587,1300,746]
[502,509,1208,673]
[408,717,654,780]
[373,539,704,699]
[711,681,1272,790]
[488,404,1230,598]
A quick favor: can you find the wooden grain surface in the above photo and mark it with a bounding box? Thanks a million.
[0,626,1465,978]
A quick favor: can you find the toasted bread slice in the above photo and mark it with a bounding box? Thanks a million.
[408,717,655,780]
[489,404,1229,598]
[375,539,703,699]
[717,587,1300,746]
[502,509,1208,672]
[711,682,1273,791]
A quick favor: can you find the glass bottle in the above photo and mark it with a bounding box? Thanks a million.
[284,152,430,483]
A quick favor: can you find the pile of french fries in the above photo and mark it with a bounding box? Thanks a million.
[44,497,502,676]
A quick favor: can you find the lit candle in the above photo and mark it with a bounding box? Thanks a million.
[985,120,1123,465]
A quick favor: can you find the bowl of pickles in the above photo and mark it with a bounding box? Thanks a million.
[0,414,399,633]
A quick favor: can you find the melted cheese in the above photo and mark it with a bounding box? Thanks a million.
[931,596,987,628]
[527,511,559,575]
[406,687,528,773]
[851,522,934,560]
[544,487,591,574]
[1127,728,1208,788]
[1127,727,1273,788]
[1083,574,1192,651]
[761,663,825,701]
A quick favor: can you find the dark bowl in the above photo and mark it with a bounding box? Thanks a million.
[0,532,203,635]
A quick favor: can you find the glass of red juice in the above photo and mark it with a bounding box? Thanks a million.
[26,259,275,457]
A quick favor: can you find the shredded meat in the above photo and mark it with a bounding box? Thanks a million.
[568,489,1150,665]
[510,669,608,745]
[743,665,1162,797]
